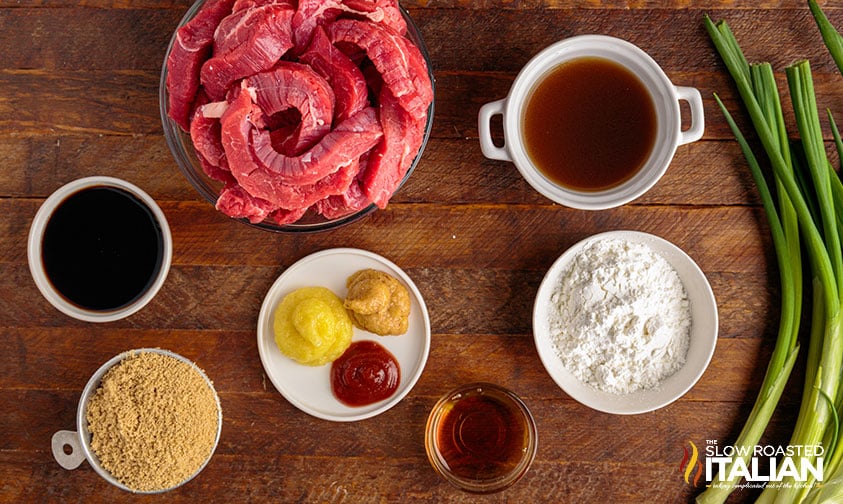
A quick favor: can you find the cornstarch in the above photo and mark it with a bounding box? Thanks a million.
[548,238,691,394]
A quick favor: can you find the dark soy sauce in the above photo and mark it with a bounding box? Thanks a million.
[435,391,530,480]
[522,57,658,191]
[41,186,164,311]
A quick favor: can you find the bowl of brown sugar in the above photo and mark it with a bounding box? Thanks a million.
[52,348,222,493]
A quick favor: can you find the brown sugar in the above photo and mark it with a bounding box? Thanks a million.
[85,351,220,492]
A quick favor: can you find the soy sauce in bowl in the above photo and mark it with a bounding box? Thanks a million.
[28,176,172,322]
[42,186,165,311]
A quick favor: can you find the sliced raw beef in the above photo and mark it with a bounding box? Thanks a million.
[213,5,265,56]
[231,0,293,13]
[251,104,381,185]
[251,104,382,185]
[166,0,237,130]
[200,4,294,100]
[213,0,294,55]
[292,0,406,53]
[300,26,369,124]
[268,157,360,210]
[269,206,309,225]
[360,86,425,208]
[220,85,383,203]
[316,174,373,219]
[327,19,432,122]
[246,62,335,155]
[189,96,235,183]
[216,182,276,223]
[349,0,406,35]
[166,0,431,226]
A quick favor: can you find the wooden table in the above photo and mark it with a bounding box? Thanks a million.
[3,0,841,502]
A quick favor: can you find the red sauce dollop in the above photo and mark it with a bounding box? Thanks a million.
[331,340,401,407]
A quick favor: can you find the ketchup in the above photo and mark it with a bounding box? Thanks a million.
[331,341,400,407]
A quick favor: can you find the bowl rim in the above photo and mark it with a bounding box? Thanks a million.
[159,0,435,233]
[532,230,718,415]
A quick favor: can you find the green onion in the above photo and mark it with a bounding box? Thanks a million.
[694,52,802,504]
[809,0,843,76]
[698,7,843,502]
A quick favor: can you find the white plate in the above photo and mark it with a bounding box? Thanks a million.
[533,230,718,415]
[257,248,431,421]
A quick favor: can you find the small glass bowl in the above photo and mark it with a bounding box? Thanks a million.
[159,0,435,233]
[425,383,537,493]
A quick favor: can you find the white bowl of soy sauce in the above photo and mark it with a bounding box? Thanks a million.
[27,176,172,322]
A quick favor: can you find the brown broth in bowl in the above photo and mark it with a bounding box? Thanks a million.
[521,57,657,192]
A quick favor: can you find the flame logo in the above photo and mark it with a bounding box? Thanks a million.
[680,441,703,486]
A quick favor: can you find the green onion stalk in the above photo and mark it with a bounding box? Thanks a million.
[759,59,843,504]
[809,0,843,77]
[804,3,843,502]
[698,5,843,503]
[696,18,803,504]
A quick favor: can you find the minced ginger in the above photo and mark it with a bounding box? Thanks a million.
[274,286,353,366]
[85,351,220,492]
[344,269,410,336]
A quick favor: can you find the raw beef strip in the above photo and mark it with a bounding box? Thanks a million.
[200,4,294,100]
[360,86,425,208]
[189,96,235,183]
[326,19,432,122]
[220,86,382,203]
[316,174,372,219]
[250,104,381,186]
[345,0,406,35]
[166,0,237,130]
[216,182,276,223]
[250,104,382,185]
[213,0,294,55]
[268,157,360,210]
[270,206,309,225]
[231,0,293,13]
[291,0,406,53]
[246,62,335,155]
[300,26,369,124]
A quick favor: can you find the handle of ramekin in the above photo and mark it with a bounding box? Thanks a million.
[478,99,512,161]
[52,430,86,470]
[675,86,705,146]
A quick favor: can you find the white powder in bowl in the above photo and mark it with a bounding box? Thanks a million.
[548,238,691,395]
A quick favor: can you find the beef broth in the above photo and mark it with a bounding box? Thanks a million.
[521,57,657,192]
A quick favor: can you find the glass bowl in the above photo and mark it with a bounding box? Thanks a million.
[425,383,538,493]
[159,0,435,233]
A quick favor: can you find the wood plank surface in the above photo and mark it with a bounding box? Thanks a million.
[3,0,842,503]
